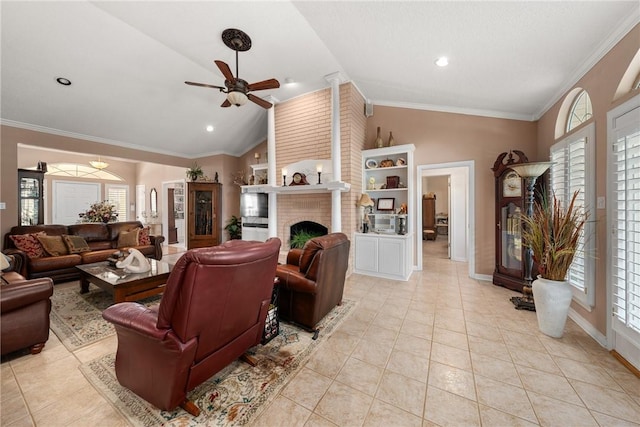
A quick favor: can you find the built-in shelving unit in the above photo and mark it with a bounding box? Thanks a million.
[354,144,415,281]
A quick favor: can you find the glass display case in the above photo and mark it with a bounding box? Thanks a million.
[187,182,221,249]
[18,169,44,226]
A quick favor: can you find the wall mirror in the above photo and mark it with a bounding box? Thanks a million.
[150,188,158,215]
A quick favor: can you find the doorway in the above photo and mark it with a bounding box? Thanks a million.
[162,180,186,249]
[416,161,475,278]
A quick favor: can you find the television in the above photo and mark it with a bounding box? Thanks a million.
[240,193,268,218]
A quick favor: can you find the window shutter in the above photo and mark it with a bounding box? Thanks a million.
[107,186,128,222]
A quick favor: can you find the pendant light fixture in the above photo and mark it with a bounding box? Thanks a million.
[89,157,109,170]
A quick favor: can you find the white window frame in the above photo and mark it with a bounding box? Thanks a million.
[550,123,596,309]
[106,184,129,222]
[607,95,640,366]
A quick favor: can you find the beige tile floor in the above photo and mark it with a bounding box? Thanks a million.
[2,241,639,426]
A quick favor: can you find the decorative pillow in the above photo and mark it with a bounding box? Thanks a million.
[138,227,151,246]
[117,229,140,248]
[9,232,46,259]
[37,235,69,256]
[63,235,91,254]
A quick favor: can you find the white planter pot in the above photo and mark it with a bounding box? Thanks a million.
[532,277,572,338]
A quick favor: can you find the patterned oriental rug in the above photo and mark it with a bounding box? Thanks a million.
[80,300,355,427]
[49,283,161,351]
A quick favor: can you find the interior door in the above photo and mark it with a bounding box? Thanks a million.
[136,185,145,222]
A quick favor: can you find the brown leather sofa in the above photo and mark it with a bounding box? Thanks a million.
[3,221,164,283]
[1,255,54,356]
[102,238,281,415]
[276,233,350,336]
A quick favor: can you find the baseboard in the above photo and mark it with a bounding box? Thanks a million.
[568,307,608,348]
[610,350,640,378]
[473,273,493,282]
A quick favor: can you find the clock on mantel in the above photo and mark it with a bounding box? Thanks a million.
[491,151,545,292]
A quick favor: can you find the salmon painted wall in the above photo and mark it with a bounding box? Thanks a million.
[536,24,640,335]
[366,107,538,276]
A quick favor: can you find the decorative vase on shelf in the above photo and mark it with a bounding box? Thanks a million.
[388,131,395,147]
[532,277,572,338]
[375,127,383,148]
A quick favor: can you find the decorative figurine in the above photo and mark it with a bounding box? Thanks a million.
[116,248,151,273]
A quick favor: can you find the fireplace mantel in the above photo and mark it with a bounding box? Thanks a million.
[241,181,351,194]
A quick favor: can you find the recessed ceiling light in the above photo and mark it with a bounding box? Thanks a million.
[206,125,214,132]
[435,57,449,67]
[284,77,295,84]
[56,77,72,86]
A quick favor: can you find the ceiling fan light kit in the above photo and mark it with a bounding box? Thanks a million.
[185,28,279,109]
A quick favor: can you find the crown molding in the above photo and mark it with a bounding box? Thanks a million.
[370,100,535,122]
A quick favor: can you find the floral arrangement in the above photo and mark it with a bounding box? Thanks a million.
[79,201,119,223]
[521,191,586,281]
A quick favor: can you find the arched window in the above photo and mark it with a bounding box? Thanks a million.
[566,90,593,132]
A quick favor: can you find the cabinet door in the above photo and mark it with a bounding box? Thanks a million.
[355,235,379,273]
[378,238,405,277]
[187,183,221,248]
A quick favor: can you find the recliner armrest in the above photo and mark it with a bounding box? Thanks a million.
[275,267,317,294]
[286,248,304,266]
[0,278,53,313]
[103,302,169,341]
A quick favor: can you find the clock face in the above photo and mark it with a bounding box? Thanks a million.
[503,171,522,197]
[290,172,308,185]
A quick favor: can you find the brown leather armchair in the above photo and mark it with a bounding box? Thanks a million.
[102,238,281,415]
[276,233,350,337]
[1,255,54,356]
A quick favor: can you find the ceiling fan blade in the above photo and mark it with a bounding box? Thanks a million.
[214,60,235,82]
[185,81,226,91]
[247,78,280,91]
[221,99,232,108]
[248,93,272,109]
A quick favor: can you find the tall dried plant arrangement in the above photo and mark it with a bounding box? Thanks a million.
[521,190,587,281]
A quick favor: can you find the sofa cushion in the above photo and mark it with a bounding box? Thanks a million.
[117,229,140,247]
[67,223,109,242]
[138,227,151,245]
[37,235,69,257]
[9,233,46,259]
[29,254,82,273]
[63,235,92,254]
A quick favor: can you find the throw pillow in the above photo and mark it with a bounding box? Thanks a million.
[37,235,69,256]
[138,227,151,245]
[63,235,91,254]
[117,229,140,248]
[9,232,46,259]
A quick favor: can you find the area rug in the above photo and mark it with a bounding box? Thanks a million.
[50,282,161,351]
[80,300,355,427]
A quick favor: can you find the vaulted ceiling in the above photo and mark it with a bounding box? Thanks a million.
[2,1,638,158]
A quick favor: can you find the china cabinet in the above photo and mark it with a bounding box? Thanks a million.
[491,151,544,292]
[354,144,415,281]
[18,169,44,226]
[186,182,221,249]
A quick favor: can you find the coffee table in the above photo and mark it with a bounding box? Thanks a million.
[76,259,173,303]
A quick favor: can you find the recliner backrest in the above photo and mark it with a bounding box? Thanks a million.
[301,233,349,282]
[156,238,281,362]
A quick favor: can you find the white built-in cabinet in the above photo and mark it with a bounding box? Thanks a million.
[354,144,415,281]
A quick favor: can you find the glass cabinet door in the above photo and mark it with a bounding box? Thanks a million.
[194,190,213,236]
[18,169,44,225]
[500,202,522,271]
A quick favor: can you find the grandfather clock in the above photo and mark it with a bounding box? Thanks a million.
[491,151,545,293]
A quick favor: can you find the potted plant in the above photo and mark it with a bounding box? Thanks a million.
[186,163,204,181]
[290,231,323,249]
[224,215,242,240]
[521,190,587,338]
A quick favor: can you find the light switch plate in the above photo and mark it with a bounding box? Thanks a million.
[597,196,605,209]
[0,202,6,210]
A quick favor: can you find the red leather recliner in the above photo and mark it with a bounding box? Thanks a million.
[102,238,281,415]
[276,233,350,337]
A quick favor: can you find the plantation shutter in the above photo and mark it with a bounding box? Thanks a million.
[550,124,594,306]
[106,185,128,222]
[611,121,640,333]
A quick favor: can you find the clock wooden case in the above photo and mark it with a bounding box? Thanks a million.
[491,151,544,292]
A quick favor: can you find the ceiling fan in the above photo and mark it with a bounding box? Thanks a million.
[185,28,280,109]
